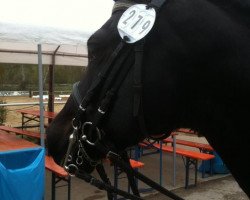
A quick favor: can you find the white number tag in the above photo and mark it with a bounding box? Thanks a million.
[117,4,156,43]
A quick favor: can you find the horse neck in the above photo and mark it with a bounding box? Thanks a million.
[208,0,250,28]
[141,0,250,135]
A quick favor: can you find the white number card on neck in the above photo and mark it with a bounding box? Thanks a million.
[117,4,156,43]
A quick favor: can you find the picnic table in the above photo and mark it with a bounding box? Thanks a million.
[16,109,57,128]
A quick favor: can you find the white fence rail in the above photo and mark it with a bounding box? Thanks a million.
[0,90,71,97]
[0,101,66,107]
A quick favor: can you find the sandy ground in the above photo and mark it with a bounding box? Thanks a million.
[1,96,249,199]
[1,96,65,127]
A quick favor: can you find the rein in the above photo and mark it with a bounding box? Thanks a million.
[63,0,184,199]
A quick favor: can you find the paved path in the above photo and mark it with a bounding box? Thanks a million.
[45,163,248,200]
[144,176,248,200]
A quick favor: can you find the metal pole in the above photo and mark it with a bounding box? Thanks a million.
[159,141,163,186]
[48,64,54,113]
[172,134,176,186]
[38,44,46,200]
[48,45,60,116]
[38,44,45,147]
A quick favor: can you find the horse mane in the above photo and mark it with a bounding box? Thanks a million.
[121,0,250,28]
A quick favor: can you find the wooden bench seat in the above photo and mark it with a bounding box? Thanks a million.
[154,143,214,188]
[175,128,196,135]
[129,159,144,169]
[45,156,68,177]
[138,141,215,188]
[163,137,213,152]
[0,126,44,139]
[45,156,71,200]
[153,143,214,161]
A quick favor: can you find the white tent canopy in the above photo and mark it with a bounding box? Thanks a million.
[0,22,90,66]
[0,0,115,115]
[0,0,114,66]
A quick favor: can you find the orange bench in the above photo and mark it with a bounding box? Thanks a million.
[153,143,215,188]
[129,159,144,169]
[45,156,71,200]
[45,157,144,200]
[0,126,43,139]
[163,137,213,152]
[138,141,215,188]
[174,128,197,135]
[153,143,214,161]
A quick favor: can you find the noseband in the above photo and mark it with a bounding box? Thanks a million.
[63,1,184,199]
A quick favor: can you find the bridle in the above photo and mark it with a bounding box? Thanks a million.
[63,0,184,199]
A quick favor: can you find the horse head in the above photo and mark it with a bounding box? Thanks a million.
[47,0,250,197]
[47,0,170,172]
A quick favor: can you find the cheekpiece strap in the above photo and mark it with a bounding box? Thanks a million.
[72,81,82,106]
[147,0,167,10]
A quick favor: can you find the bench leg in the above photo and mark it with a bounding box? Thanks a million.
[194,160,198,186]
[201,160,205,178]
[209,158,214,176]
[159,142,163,186]
[21,114,24,130]
[51,173,71,200]
[201,157,214,178]
[52,173,56,200]
[185,157,190,189]
[185,158,198,189]
[67,176,71,200]
[113,165,119,200]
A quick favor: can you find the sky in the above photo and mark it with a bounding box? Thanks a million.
[0,0,114,32]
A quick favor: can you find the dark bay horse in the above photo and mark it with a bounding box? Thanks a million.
[47,0,250,197]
